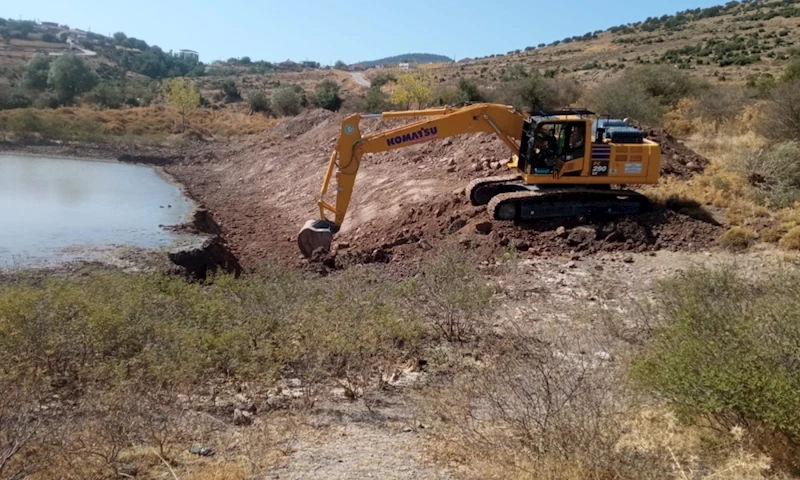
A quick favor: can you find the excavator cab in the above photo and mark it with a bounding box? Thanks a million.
[518,116,589,176]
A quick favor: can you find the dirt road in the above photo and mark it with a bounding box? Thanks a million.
[350,72,371,87]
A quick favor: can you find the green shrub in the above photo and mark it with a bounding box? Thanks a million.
[271,86,301,116]
[0,267,428,391]
[86,81,126,109]
[246,90,270,114]
[633,266,800,470]
[455,78,481,103]
[313,80,342,111]
[715,226,755,250]
[364,86,389,113]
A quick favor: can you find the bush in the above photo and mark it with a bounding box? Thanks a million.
[0,86,32,110]
[313,80,342,111]
[271,86,301,116]
[333,60,348,71]
[779,226,800,250]
[624,65,702,106]
[86,81,126,109]
[736,142,800,207]
[455,78,481,103]
[693,85,751,129]
[220,79,241,102]
[633,266,800,471]
[588,78,664,125]
[716,226,755,250]
[760,81,800,141]
[364,86,389,113]
[485,73,581,113]
[782,58,800,83]
[401,245,492,341]
[246,90,270,114]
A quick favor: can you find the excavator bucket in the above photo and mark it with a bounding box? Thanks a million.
[297,219,336,258]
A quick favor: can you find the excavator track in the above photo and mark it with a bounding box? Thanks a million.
[466,174,523,206]
[487,188,649,222]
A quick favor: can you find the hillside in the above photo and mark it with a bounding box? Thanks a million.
[422,0,800,84]
[356,53,453,68]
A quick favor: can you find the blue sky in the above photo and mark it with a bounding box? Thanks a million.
[8,0,726,64]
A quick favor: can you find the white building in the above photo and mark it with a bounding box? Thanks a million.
[179,49,199,62]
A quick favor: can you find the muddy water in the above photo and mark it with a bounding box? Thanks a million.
[0,154,195,269]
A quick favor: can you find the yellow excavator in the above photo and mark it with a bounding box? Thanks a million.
[298,103,661,257]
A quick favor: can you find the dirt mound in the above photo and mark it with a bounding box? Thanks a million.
[644,128,709,179]
[335,191,723,264]
[272,109,337,139]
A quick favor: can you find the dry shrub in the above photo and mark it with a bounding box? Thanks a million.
[760,81,800,141]
[427,333,672,480]
[779,226,800,250]
[735,142,800,208]
[716,226,755,250]
[0,105,279,141]
[401,244,493,342]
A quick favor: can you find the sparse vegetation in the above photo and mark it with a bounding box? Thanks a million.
[716,226,755,250]
[633,266,800,472]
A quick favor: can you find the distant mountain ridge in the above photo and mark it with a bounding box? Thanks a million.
[356,53,453,67]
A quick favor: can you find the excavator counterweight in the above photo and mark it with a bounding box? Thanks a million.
[298,104,661,257]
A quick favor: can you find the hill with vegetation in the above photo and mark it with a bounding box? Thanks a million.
[356,53,453,68]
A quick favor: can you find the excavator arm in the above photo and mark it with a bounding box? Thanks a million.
[298,103,526,257]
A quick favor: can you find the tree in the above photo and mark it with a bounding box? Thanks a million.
[164,77,200,129]
[23,54,51,90]
[314,80,342,111]
[48,53,98,104]
[271,86,301,116]
[333,60,349,71]
[113,32,127,44]
[390,73,432,110]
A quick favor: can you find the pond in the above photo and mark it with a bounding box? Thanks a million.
[0,154,196,269]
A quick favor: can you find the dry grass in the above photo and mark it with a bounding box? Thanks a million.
[716,226,755,251]
[0,105,280,140]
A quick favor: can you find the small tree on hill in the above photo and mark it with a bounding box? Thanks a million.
[23,54,51,90]
[314,80,342,111]
[333,60,349,71]
[164,77,200,130]
[48,53,98,104]
[390,73,432,110]
[456,78,481,103]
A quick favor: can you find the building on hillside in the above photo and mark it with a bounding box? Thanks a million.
[398,62,417,71]
[179,49,200,62]
[39,21,62,32]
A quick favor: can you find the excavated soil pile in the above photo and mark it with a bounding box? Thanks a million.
[167,109,720,270]
[645,128,709,179]
[330,191,722,268]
